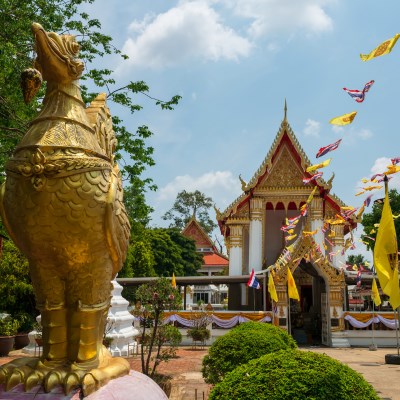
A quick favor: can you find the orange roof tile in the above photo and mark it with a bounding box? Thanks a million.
[203,253,229,267]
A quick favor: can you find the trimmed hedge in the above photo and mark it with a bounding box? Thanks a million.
[202,322,296,384]
[209,349,380,400]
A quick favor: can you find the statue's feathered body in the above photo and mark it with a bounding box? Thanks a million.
[0,23,130,395]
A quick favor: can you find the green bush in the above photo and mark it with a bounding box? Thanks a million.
[202,322,296,384]
[232,321,297,348]
[209,350,379,400]
[0,316,20,336]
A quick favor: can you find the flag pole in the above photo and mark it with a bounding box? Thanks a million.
[370,289,377,351]
[253,288,256,312]
[396,307,400,356]
[288,292,291,336]
[370,268,377,351]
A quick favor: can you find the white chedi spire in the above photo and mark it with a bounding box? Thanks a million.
[107,279,139,356]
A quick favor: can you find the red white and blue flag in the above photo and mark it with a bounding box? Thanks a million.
[316,139,342,158]
[303,172,323,184]
[391,157,400,165]
[364,194,373,207]
[343,80,374,103]
[356,270,362,287]
[247,269,261,289]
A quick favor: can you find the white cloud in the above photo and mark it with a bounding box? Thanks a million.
[356,128,373,140]
[157,170,242,208]
[226,0,334,38]
[331,126,373,143]
[303,118,321,137]
[121,1,252,69]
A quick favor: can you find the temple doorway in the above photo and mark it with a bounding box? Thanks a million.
[289,262,326,346]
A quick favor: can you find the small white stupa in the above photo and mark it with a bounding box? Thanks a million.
[106,279,139,356]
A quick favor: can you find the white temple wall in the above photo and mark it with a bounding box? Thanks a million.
[229,246,243,276]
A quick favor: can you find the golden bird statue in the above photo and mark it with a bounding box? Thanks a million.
[0,23,130,396]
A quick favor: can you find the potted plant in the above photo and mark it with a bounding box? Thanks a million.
[14,312,36,350]
[187,311,211,345]
[0,315,20,356]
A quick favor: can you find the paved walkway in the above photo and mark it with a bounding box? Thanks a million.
[1,347,400,399]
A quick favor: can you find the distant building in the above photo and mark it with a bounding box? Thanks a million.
[182,217,229,308]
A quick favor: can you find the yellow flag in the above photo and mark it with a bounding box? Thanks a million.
[386,165,400,175]
[285,234,297,242]
[306,159,332,173]
[171,273,177,289]
[287,268,300,301]
[360,34,400,61]
[356,204,365,219]
[329,111,357,126]
[371,278,382,307]
[374,184,400,309]
[306,186,318,204]
[268,272,278,303]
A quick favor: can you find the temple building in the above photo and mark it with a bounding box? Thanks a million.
[182,218,229,308]
[216,105,357,346]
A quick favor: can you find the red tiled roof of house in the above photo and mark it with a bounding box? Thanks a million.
[203,253,229,267]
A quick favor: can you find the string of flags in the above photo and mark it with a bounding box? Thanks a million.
[267,33,400,308]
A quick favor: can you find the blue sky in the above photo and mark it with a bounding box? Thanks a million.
[81,0,400,261]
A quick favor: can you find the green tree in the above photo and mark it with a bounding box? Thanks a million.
[147,228,202,277]
[121,240,156,278]
[167,228,203,276]
[162,190,217,234]
[346,254,368,268]
[134,278,181,377]
[0,239,37,326]
[361,189,400,251]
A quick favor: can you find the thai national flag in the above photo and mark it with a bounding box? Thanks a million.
[247,269,261,289]
[316,139,342,158]
[356,270,362,287]
[303,172,323,184]
[343,80,374,103]
[391,157,400,165]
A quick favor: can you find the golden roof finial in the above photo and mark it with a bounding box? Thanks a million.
[284,98,287,121]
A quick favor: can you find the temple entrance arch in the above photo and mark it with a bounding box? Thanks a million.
[290,261,329,346]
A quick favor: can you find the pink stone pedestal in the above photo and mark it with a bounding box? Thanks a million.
[0,370,168,400]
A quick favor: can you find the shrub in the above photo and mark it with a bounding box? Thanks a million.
[232,321,297,348]
[209,349,379,400]
[0,316,20,336]
[202,322,296,384]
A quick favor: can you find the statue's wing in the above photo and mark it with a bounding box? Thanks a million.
[105,164,131,278]
[0,182,23,249]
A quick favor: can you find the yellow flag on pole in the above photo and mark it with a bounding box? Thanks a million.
[287,268,300,301]
[306,159,332,173]
[371,278,382,307]
[268,272,278,303]
[360,34,400,61]
[329,111,357,126]
[374,179,400,309]
[171,273,177,289]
